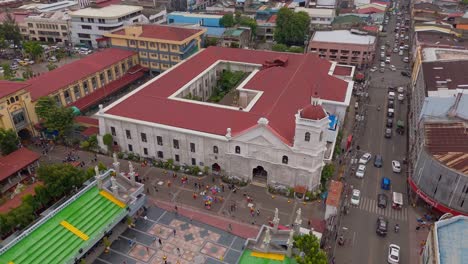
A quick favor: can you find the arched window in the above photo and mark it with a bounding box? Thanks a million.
[235,146,241,154]
[10,97,15,103]
[319,131,323,142]
[282,155,288,164]
[213,146,218,154]
[305,132,311,142]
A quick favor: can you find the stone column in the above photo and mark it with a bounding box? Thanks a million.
[286,229,294,257]
[112,153,120,176]
[272,208,280,233]
[293,208,302,235]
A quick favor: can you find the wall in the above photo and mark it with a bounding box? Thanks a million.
[0,90,36,136]
[309,41,376,68]
[167,13,222,28]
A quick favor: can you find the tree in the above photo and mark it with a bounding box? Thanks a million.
[22,66,34,79]
[23,41,44,61]
[0,128,20,155]
[34,185,51,209]
[102,133,113,152]
[272,43,288,52]
[275,8,310,46]
[238,16,257,36]
[321,164,335,184]
[35,96,75,137]
[288,46,304,53]
[220,13,235,27]
[205,37,218,47]
[47,62,58,71]
[0,12,22,46]
[37,164,86,199]
[1,63,14,80]
[294,234,328,264]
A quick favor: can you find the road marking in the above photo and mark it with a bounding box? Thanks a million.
[355,197,408,222]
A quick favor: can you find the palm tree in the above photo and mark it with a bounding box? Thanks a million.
[23,41,44,61]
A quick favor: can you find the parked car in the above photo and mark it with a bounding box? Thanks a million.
[390,65,396,71]
[10,64,19,70]
[19,60,28,66]
[351,189,361,206]
[388,244,400,264]
[385,128,392,138]
[401,71,410,77]
[388,108,394,117]
[397,86,404,93]
[385,57,391,64]
[392,160,401,173]
[374,155,383,168]
[393,48,398,53]
[381,177,391,190]
[376,216,388,236]
[356,165,366,178]
[359,153,372,164]
[398,93,404,101]
[378,193,388,209]
[403,57,409,63]
[380,61,386,68]
[388,100,395,108]
[386,118,393,128]
[370,66,378,72]
[48,56,57,62]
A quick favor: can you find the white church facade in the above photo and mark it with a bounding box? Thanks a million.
[97,47,353,191]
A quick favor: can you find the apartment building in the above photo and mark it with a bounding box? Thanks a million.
[24,10,71,44]
[69,4,147,48]
[308,30,376,68]
[104,24,206,73]
[295,7,336,28]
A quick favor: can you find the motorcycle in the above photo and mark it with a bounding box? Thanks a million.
[338,236,345,246]
[377,106,381,111]
[394,224,400,233]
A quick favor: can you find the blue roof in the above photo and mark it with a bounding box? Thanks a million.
[328,115,338,130]
[206,27,226,37]
[436,216,468,264]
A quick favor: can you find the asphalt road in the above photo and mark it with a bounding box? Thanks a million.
[333,5,412,264]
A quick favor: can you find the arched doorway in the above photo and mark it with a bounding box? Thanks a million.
[18,128,32,141]
[252,166,267,182]
[212,163,221,172]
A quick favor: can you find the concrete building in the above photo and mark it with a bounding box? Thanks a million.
[18,1,79,12]
[316,0,336,9]
[167,12,225,38]
[69,4,147,48]
[97,47,353,191]
[295,7,335,28]
[421,215,468,263]
[24,10,71,44]
[220,27,251,49]
[0,49,144,139]
[104,24,206,73]
[308,30,376,68]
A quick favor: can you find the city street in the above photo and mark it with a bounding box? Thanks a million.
[333,5,413,264]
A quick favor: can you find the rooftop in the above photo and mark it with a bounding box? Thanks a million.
[25,48,136,101]
[424,122,468,174]
[0,148,40,182]
[422,60,468,92]
[0,80,29,98]
[0,182,41,214]
[416,31,468,49]
[420,94,468,121]
[294,7,335,16]
[326,180,343,207]
[110,24,205,42]
[69,4,142,18]
[435,215,468,264]
[25,10,71,21]
[311,30,376,45]
[0,11,30,24]
[102,47,351,145]
[168,12,223,19]
[422,48,468,62]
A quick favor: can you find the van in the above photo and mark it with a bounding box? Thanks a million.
[399,50,404,56]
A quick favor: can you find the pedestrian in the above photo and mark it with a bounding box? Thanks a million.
[176,247,181,255]
[256,209,260,216]
[158,238,162,247]
[221,184,225,192]
[308,220,311,227]
[173,229,176,237]
[228,223,232,232]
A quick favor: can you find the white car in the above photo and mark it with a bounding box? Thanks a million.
[392,160,401,173]
[390,65,396,71]
[48,56,57,62]
[351,189,361,206]
[380,61,386,68]
[398,93,404,101]
[403,57,409,63]
[385,57,391,64]
[393,48,398,53]
[359,153,372,164]
[370,66,378,72]
[388,244,400,263]
[397,86,404,93]
[356,165,366,178]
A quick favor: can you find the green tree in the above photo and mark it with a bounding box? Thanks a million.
[0,128,20,155]
[22,194,40,213]
[35,96,75,137]
[34,185,51,208]
[275,8,310,46]
[47,62,58,71]
[220,13,235,27]
[23,41,44,61]
[321,164,335,184]
[0,12,22,46]
[288,46,304,53]
[238,16,257,36]
[1,63,14,80]
[294,234,328,264]
[37,164,86,199]
[22,66,34,79]
[272,43,288,52]
[103,133,113,151]
[205,37,218,47]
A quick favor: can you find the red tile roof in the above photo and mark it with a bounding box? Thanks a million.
[357,7,385,14]
[25,48,136,101]
[112,25,204,41]
[301,104,327,120]
[75,116,99,126]
[0,11,31,24]
[267,15,277,23]
[0,148,40,181]
[82,126,99,137]
[0,182,42,214]
[94,0,122,7]
[104,47,350,145]
[326,180,343,207]
[0,80,30,98]
[333,65,353,76]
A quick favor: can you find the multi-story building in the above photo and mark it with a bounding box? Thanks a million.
[308,30,376,68]
[421,215,467,264]
[220,28,251,49]
[0,48,144,139]
[24,10,71,44]
[97,47,353,191]
[167,12,226,38]
[295,7,335,28]
[69,4,147,48]
[104,24,206,73]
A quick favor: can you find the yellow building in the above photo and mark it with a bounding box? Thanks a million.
[104,24,206,73]
[0,48,144,139]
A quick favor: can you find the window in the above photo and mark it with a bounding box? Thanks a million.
[12,111,26,127]
[305,132,311,142]
[160,43,167,49]
[140,41,145,46]
[319,131,323,142]
[115,65,120,78]
[107,69,113,81]
[129,40,136,45]
[172,44,178,50]
[191,158,196,166]
[128,144,133,152]
[111,126,116,136]
[282,155,288,164]
[54,95,62,106]
[64,90,71,104]
[157,151,164,159]
[175,154,180,162]
[173,139,179,149]
[149,42,156,48]
[100,73,105,84]
[190,143,195,153]
[157,136,163,146]
[28,23,33,27]
[141,132,147,142]
[121,62,126,72]
[87,18,94,23]
[235,146,241,154]
[143,148,148,155]
[91,77,98,89]
[213,146,218,154]
[126,129,131,139]
[73,85,81,99]
[77,33,91,39]
[83,81,89,94]
[81,25,92,30]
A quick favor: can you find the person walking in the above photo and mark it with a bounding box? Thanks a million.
[173,229,176,237]
[158,238,162,247]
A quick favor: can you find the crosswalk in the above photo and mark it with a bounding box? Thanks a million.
[355,197,408,222]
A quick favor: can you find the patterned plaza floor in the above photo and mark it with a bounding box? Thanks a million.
[94,206,246,264]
